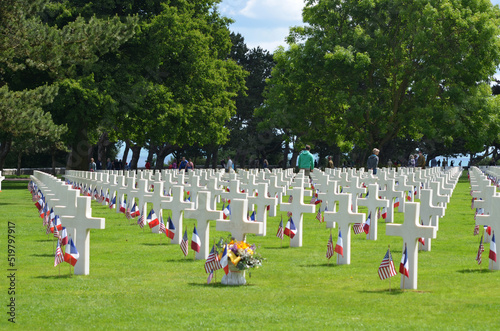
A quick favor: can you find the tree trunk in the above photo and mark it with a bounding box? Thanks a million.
[211,148,219,169]
[16,152,22,176]
[97,131,112,165]
[66,128,91,170]
[51,148,57,175]
[0,138,12,171]
[282,139,290,169]
[155,144,175,170]
[122,140,131,167]
[130,145,141,170]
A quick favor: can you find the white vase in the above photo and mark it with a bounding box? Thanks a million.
[221,264,246,285]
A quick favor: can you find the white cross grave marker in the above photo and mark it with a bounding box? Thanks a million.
[418,189,445,251]
[475,193,500,270]
[386,202,437,289]
[247,182,278,236]
[323,193,365,265]
[216,198,263,241]
[280,187,316,247]
[357,184,389,241]
[184,191,223,260]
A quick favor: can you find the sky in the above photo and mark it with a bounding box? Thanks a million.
[218,0,305,52]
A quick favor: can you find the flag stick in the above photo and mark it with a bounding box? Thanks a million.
[388,244,391,292]
[58,264,61,276]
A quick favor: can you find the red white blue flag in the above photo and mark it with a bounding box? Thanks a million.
[335,229,344,257]
[490,232,497,262]
[284,217,297,239]
[399,245,409,277]
[191,226,201,253]
[64,238,79,267]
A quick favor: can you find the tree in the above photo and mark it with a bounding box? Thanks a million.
[0,0,137,170]
[261,0,500,163]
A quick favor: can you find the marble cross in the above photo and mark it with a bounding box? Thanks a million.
[475,193,500,270]
[56,186,105,275]
[247,182,278,236]
[216,198,263,241]
[184,191,223,260]
[280,186,316,247]
[342,176,366,212]
[220,179,247,202]
[268,175,286,217]
[160,185,193,245]
[428,181,450,209]
[418,189,445,251]
[357,183,389,241]
[323,193,365,265]
[386,202,437,289]
[378,178,403,223]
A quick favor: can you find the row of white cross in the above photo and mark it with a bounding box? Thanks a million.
[469,166,499,271]
[30,171,105,275]
[58,166,462,288]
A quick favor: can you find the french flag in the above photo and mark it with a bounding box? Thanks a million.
[249,211,256,221]
[284,218,297,239]
[223,203,231,220]
[381,207,387,220]
[147,209,159,228]
[490,233,497,262]
[131,202,140,218]
[109,195,116,209]
[335,230,344,257]
[167,216,175,240]
[363,213,371,234]
[64,238,79,267]
[394,197,400,208]
[399,245,409,277]
[191,226,201,253]
[59,227,68,246]
[220,245,229,275]
[51,215,63,232]
[119,196,127,213]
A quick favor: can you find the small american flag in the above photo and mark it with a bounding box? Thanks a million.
[180,230,189,256]
[159,217,167,235]
[310,196,316,204]
[315,207,322,222]
[378,249,397,280]
[352,223,364,235]
[204,245,222,273]
[288,195,293,203]
[137,214,145,229]
[46,220,52,235]
[326,233,334,259]
[473,224,480,236]
[476,235,485,265]
[276,217,284,240]
[54,241,64,267]
[53,226,60,239]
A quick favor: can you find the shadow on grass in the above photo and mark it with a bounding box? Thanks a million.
[299,263,338,268]
[31,254,54,257]
[142,243,168,246]
[360,289,406,295]
[264,246,291,250]
[457,268,492,274]
[163,258,196,263]
[35,239,54,242]
[34,274,73,279]
[188,282,256,287]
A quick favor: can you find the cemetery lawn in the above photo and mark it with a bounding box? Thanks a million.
[1,175,499,330]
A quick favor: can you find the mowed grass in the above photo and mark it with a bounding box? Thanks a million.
[1,174,499,330]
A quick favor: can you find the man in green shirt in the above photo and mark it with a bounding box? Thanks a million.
[298,145,314,177]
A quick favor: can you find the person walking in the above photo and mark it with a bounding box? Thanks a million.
[298,145,314,177]
[89,158,97,172]
[226,156,233,172]
[416,151,426,168]
[366,148,379,175]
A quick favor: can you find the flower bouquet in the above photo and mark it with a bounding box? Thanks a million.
[220,239,264,271]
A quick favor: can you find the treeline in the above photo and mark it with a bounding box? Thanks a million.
[3,0,500,172]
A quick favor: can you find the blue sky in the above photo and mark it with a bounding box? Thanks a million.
[218,0,304,52]
[219,0,500,52]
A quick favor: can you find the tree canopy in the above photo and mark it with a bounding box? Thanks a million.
[259,0,500,165]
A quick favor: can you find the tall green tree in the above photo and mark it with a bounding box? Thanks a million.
[261,0,500,164]
[0,0,137,169]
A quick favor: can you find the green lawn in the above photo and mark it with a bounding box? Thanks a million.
[1,175,499,330]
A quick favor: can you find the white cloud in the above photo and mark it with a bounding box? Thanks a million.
[239,0,304,21]
[230,26,291,51]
